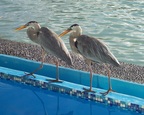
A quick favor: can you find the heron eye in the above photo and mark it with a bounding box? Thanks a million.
[25,23,29,26]
[68,27,73,30]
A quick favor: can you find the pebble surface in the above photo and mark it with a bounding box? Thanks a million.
[0,38,144,84]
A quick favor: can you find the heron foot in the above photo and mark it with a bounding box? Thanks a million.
[100,88,115,96]
[22,72,36,79]
[47,79,63,83]
[83,88,95,93]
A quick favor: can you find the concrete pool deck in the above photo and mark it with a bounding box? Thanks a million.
[0,38,144,84]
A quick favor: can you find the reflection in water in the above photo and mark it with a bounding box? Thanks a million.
[32,91,48,115]
[56,93,74,115]
[0,79,141,115]
[32,91,74,115]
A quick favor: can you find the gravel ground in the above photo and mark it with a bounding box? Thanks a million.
[0,38,144,84]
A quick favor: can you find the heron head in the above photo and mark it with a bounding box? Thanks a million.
[59,24,82,37]
[15,21,39,31]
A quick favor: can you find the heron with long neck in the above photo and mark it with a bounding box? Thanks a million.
[59,24,120,95]
[15,21,73,82]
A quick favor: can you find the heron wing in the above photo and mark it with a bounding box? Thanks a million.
[77,35,120,66]
[38,27,72,65]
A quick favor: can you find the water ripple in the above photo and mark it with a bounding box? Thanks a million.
[0,0,144,66]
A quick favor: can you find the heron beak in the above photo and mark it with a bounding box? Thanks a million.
[59,29,71,37]
[15,25,27,31]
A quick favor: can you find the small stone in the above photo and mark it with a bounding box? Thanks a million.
[0,38,144,84]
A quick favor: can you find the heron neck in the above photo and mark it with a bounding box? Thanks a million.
[33,23,41,32]
[69,31,82,49]
[27,24,41,44]
[69,35,79,53]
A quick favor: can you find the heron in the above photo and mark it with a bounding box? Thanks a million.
[59,24,120,95]
[15,21,73,82]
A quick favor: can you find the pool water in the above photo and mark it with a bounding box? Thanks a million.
[0,79,142,115]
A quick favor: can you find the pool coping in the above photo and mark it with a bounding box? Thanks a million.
[0,54,144,114]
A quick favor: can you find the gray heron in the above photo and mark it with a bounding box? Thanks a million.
[15,21,73,82]
[59,24,120,95]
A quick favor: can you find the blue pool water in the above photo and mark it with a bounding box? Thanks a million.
[0,79,142,115]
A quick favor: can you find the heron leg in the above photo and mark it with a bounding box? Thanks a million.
[23,48,46,78]
[48,59,62,83]
[101,65,115,96]
[83,60,95,93]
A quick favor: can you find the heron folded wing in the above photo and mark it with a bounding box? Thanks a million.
[76,35,120,66]
[38,27,73,65]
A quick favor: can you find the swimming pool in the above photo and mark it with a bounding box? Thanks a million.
[0,79,142,115]
[0,54,144,115]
